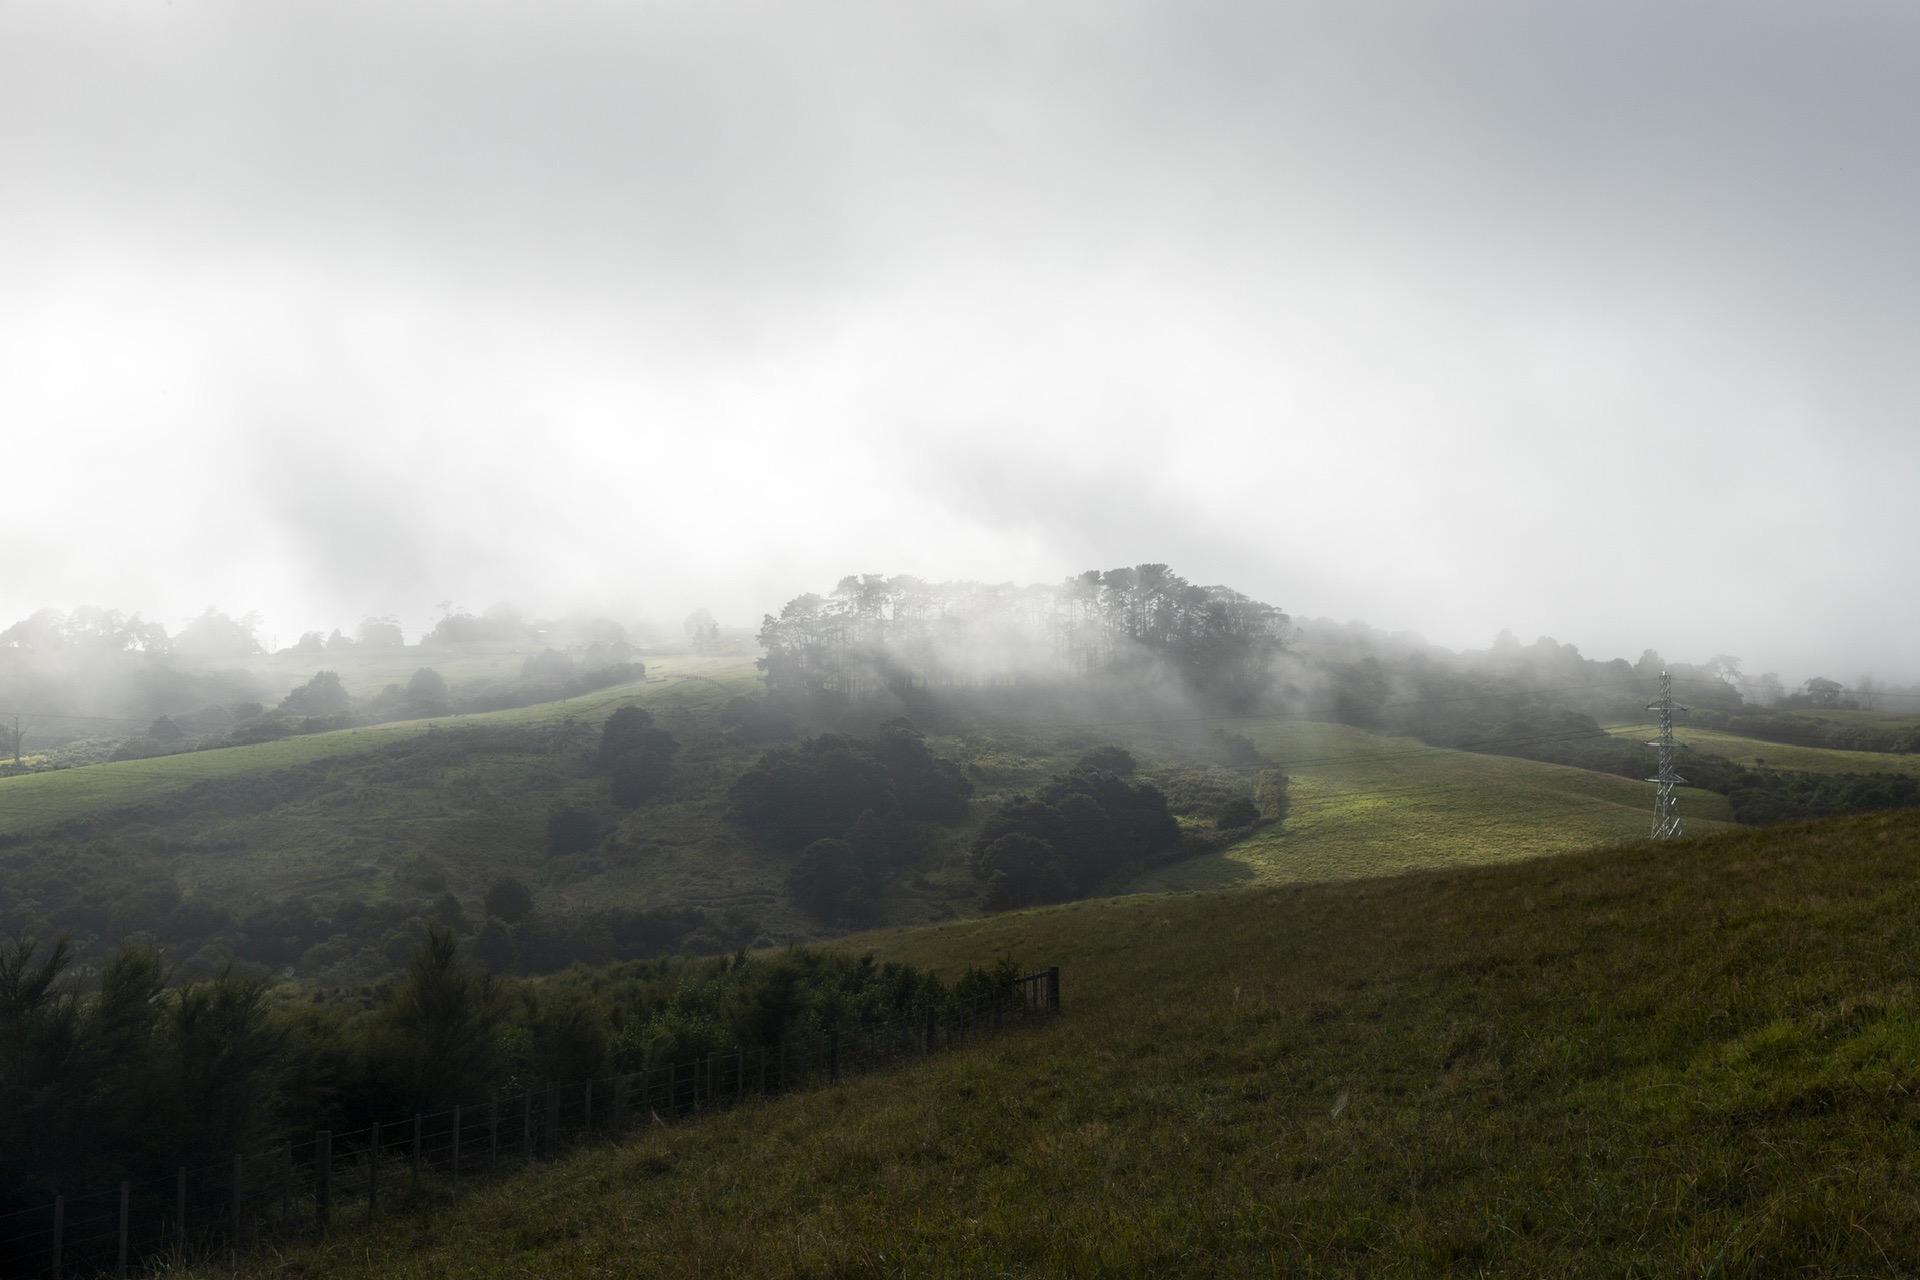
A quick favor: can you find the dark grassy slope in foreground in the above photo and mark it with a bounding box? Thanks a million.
[209,809,1920,1277]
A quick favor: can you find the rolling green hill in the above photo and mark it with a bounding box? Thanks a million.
[2,667,1747,985]
[0,654,756,834]
[183,808,1920,1277]
[1133,719,1730,892]
[1606,722,1920,777]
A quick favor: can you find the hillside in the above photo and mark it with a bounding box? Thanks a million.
[177,808,1920,1277]
[1605,722,1920,777]
[0,657,1748,985]
[1133,718,1731,892]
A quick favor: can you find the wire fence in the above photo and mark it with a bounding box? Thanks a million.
[0,966,1060,1279]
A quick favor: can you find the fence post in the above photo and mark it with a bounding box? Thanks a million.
[116,1180,128,1279]
[369,1120,380,1217]
[51,1195,63,1280]
[489,1099,499,1172]
[583,1082,593,1139]
[411,1115,423,1182]
[176,1165,187,1263]
[233,1154,245,1251]
[316,1131,331,1233]
[1049,966,1061,1012]
[705,1053,716,1108]
[544,1087,559,1156]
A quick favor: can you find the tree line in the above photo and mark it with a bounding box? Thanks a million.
[757,565,1293,713]
[0,927,1011,1216]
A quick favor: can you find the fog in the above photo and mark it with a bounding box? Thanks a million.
[5,1,1918,682]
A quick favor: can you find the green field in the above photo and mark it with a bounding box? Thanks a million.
[188,808,1920,1277]
[1134,719,1730,892]
[0,654,756,835]
[1606,722,1920,776]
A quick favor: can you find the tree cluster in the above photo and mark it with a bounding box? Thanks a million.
[728,722,972,921]
[598,706,679,807]
[971,751,1181,911]
[757,565,1292,712]
[0,929,991,1216]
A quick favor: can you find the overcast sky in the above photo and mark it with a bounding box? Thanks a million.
[4,0,1917,681]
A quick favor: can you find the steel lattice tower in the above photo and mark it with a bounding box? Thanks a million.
[1647,668,1685,839]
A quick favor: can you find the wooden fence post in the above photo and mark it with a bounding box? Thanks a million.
[115,1180,128,1280]
[316,1131,331,1233]
[369,1121,380,1216]
[233,1154,245,1250]
[1049,966,1061,1012]
[451,1106,462,1183]
[176,1165,187,1263]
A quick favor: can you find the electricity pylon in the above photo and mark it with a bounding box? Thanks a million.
[1647,668,1685,839]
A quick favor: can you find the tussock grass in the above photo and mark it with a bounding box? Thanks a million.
[203,809,1920,1276]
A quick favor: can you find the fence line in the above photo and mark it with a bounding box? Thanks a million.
[1,966,1060,1279]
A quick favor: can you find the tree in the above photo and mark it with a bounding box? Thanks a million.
[1253,769,1291,825]
[546,805,604,857]
[1856,675,1881,711]
[174,607,265,660]
[787,839,859,918]
[600,706,678,807]
[380,927,506,1110]
[1803,677,1847,709]
[975,833,1071,911]
[402,667,450,717]
[279,670,351,717]
[1216,797,1260,830]
[683,608,721,653]
[147,716,184,745]
[356,617,405,648]
[483,877,535,925]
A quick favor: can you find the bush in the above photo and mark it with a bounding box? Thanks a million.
[483,877,535,925]
[546,805,605,857]
[1216,797,1261,830]
[601,706,678,807]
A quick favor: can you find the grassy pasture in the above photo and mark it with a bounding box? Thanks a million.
[0,655,756,836]
[1134,719,1732,893]
[198,808,1920,1277]
[1606,722,1920,777]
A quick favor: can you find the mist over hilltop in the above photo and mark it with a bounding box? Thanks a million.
[6,2,1920,680]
